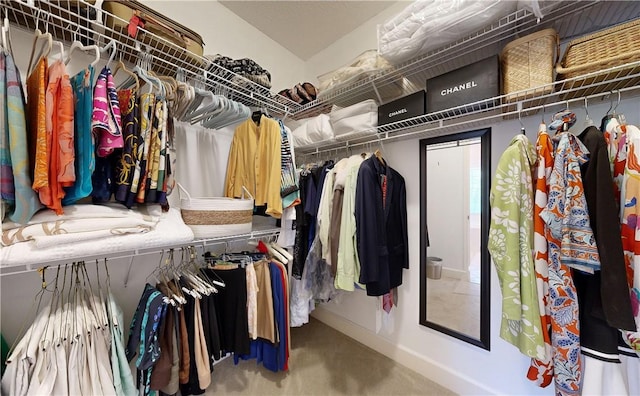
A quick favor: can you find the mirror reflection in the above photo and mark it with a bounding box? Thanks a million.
[420,128,490,350]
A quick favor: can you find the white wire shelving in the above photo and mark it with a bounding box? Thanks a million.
[293,0,640,120]
[2,0,303,115]
[0,225,281,277]
[296,59,640,160]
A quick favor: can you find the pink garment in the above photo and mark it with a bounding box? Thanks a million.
[91,67,123,157]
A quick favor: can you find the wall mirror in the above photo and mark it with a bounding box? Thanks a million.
[419,128,491,350]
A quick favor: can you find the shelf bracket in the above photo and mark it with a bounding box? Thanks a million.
[371,81,383,104]
[123,251,137,288]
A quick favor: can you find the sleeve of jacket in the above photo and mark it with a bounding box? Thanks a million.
[224,133,239,198]
[355,162,380,284]
[399,177,409,269]
[585,134,635,330]
[318,171,335,262]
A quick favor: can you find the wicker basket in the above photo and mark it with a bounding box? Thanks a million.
[556,19,640,100]
[178,184,254,239]
[501,28,559,103]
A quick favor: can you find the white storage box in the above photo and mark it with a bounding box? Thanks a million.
[179,184,254,238]
[330,99,378,141]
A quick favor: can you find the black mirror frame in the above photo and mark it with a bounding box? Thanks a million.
[419,128,491,351]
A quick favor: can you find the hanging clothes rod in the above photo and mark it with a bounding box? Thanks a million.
[0,228,281,277]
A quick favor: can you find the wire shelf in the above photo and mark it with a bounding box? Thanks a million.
[293,0,640,119]
[295,59,640,158]
[3,0,302,115]
[0,226,281,276]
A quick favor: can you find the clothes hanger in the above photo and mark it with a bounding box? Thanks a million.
[270,242,293,261]
[177,248,214,296]
[112,56,140,92]
[583,97,594,127]
[100,39,117,70]
[65,26,100,67]
[374,149,385,166]
[538,104,547,133]
[27,10,53,76]
[1,8,8,51]
[518,107,526,135]
[612,90,622,120]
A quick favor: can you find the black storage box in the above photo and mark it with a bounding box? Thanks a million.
[426,56,499,114]
[378,90,426,126]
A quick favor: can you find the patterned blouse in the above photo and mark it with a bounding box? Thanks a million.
[489,134,544,359]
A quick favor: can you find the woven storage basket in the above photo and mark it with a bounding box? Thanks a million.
[501,28,559,103]
[179,184,254,239]
[556,19,640,100]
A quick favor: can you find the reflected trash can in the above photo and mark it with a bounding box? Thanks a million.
[426,256,443,280]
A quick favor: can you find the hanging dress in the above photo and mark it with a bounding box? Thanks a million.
[3,51,41,223]
[527,127,555,388]
[63,65,95,204]
[27,57,48,195]
[114,87,139,203]
[1,50,13,218]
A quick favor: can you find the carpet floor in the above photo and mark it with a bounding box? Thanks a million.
[205,317,456,395]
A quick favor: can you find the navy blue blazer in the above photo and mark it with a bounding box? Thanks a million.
[355,156,409,296]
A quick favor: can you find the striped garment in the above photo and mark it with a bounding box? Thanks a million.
[278,120,299,208]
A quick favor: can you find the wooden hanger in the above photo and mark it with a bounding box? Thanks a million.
[374,149,386,166]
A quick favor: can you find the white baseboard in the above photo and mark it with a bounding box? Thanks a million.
[311,308,498,395]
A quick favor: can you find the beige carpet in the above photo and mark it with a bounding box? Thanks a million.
[205,317,456,395]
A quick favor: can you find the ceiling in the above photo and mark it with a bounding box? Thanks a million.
[218,1,398,60]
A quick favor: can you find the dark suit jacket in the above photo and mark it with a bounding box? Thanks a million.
[355,156,409,296]
[576,126,635,346]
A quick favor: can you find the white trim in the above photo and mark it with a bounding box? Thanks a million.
[311,308,499,395]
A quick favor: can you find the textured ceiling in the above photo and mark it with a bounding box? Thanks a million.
[218,1,398,60]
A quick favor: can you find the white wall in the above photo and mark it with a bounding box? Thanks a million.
[314,99,640,395]
[426,146,465,273]
[304,1,408,85]
[140,0,306,91]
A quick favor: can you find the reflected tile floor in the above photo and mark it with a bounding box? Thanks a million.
[426,276,481,339]
[205,317,457,395]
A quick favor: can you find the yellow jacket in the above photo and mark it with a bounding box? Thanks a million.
[225,116,282,218]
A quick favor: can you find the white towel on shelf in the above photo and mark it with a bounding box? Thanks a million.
[2,204,162,248]
[0,208,194,268]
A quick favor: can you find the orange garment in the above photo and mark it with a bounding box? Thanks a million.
[40,60,75,214]
[27,57,48,191]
